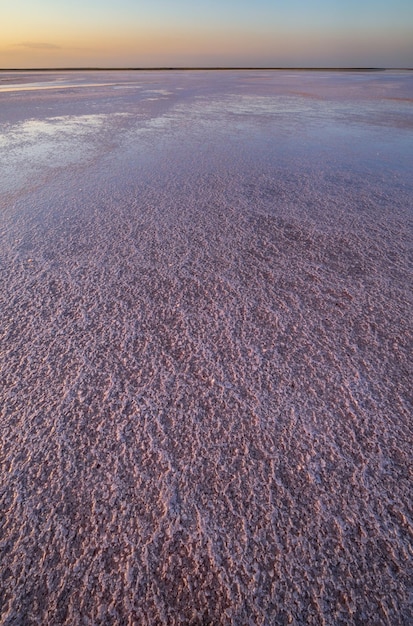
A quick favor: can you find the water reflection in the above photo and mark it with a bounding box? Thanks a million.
[1,72,412,195]
[0,113,126,192]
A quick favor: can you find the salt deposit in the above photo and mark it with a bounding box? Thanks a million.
[1,70,412,625]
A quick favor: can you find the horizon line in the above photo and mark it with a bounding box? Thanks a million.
[1,66,412,72]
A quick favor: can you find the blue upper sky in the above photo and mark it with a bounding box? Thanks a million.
[1,0,412,67]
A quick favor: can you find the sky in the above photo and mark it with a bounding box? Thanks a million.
[1,0,412,68]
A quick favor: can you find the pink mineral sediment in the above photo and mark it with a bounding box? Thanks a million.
[0,69,412,625]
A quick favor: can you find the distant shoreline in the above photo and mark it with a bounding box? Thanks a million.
[1,67,410,73]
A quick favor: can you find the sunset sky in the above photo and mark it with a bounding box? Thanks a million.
[1,0,412,69]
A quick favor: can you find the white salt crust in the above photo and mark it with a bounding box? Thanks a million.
[0,70,412,625]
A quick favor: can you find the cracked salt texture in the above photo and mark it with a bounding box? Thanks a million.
[1,70,412,625]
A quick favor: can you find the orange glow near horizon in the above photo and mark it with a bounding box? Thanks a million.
[1,1,412,68]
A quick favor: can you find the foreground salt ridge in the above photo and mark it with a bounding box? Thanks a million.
[0,71,412,625]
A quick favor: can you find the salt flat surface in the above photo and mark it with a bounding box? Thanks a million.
[1,70,412,625]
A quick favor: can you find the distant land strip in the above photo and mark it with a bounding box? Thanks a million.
[2,67,408,72]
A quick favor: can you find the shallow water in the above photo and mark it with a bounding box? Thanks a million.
[1,70,412,625]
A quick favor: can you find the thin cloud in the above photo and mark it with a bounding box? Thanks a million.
[14,42,61,50]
